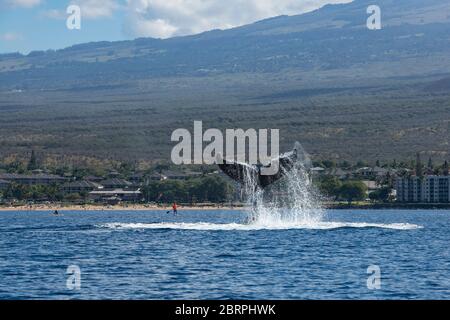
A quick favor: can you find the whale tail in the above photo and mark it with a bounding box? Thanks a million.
[217,142,310,190]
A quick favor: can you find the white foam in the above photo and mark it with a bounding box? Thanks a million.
[100,221,422,231]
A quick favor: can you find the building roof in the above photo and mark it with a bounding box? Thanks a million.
[89,189,141,195]
[396,174,450,180]
[0,173,66,180]
[148,173,167,180]
[107,170,120,177]
[162,171,203,179]
[100,178,132,187]
[85,175,102,181]
[63,180,103,189]
[327,168,349,176]
[373,166,388,174]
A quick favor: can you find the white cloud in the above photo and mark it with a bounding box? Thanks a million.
[41,9,66,20]
[131,18,178,39]
[2,0,354,39]
[41,0,120,20]
[2,0,41,8]
[1,32,22,41]
[69,0,120,19]
[124,0,353,39]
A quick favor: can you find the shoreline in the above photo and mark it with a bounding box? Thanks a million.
[1,203,450,211]
[0,204,244,212]
[325,203,450,210]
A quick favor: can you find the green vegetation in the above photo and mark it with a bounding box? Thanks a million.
[338,181,368,204]
[317,176,341,199]
[316,178,368,204]
[1,84,449,164]
[27,150,38,171]
[141,176,233,204]
[1,148,449,206]
[2,183,63,202]
[0,0,450,163]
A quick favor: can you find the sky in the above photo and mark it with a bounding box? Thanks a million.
[0,0,352,54]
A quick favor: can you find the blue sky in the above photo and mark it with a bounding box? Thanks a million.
[0,0,351,54]
[0,0,127,53]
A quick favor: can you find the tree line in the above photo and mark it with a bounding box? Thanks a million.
[141,176,234,204]
[316,177,369,203]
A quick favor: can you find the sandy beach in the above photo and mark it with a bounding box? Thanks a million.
[0,204,244,211]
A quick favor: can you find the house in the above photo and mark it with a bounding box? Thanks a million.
[310,167,325,176]
[0,173,66,186]
[146,171,203,182]
[163,171,203,180]
[89,189,142,202]
[100,178,133,190]
[373,166,389,177]
[63,180,103,194]
[354,167,374,178]
[355,166,389,179]
[327,168,351,180]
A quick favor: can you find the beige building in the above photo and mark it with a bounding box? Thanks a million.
[396,175,450,203]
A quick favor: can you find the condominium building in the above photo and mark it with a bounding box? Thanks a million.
[396,175,450,203]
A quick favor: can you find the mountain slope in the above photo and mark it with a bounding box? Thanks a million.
[0,0,449,163]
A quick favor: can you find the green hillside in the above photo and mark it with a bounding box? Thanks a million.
[0,0,449,163]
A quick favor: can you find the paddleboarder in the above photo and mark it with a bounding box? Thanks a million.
[172,202,178,215]
[167,202,178,215]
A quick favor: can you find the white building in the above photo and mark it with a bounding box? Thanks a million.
[89,189,142,202]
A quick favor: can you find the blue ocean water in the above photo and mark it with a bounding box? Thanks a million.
[0,209,449,300]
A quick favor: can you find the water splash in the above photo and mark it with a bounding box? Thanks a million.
[241,143,324,226]
[100,222,422,231]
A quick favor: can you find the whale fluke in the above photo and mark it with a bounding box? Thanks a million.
[217,142,309,190]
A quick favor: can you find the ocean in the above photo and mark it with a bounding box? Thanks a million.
[0,209,448,299]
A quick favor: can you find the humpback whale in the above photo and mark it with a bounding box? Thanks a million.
[217,142,310,190]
